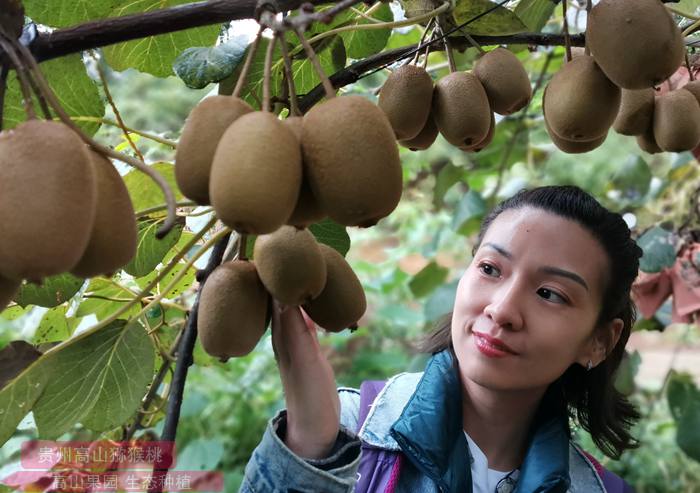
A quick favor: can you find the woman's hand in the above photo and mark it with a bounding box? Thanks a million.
[271,300,340,459]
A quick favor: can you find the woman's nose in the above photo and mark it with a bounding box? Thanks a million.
[483,283,524,331]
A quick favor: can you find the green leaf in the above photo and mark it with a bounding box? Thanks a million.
[513,0,557,32]
[409,261,450,298]
[102,0,219,77]
[677,406,700,461]
[638,226,676,273]
[292,37,346,94]
[609,156,652,200]
[424,280,459,322]
[0,362,49,446]
[175,438,224,471]
[76,278,139,320]
[667,371,700,421]
[157,263,196,298]
[309,219,351,256]
[338,3,393,59]
[453,0,528,35]
[33,306,78,345]
[33,320,155,438]
[452,190,487,235]
[14,273,84,308]
[23,0,120,27]
[385,27,423,51]
[124,218,185,278]
[433,163,465,209]
[613,350,641,396]
[3,54,104,135]
[123,162,184,213]
[174,37,249,89]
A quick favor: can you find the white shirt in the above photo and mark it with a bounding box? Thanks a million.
[464,431,520,493]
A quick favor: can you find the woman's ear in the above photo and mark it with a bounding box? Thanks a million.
[579,318,624,369]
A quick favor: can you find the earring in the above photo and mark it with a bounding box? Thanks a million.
[586,359,593,371]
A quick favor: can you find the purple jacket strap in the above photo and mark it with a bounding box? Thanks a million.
[355,380,403,493]
[583,451,634,493]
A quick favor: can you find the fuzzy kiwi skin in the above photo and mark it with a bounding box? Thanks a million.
[175,96,253,205]
[473,48,532,116]
[461,112,495,152]
[71,151,138,278]
[211,111,302,234]
[302,244,366,332]
[378,64,434,140]
[637,128,662,154]
[253,226,327,306]
[545,117,606,154]
[198,260,269,360]
[0,120,96,281]
[0,276,20,311]
[683,80,700,105]
[433,72,491,148]
[399,113,439,151]
[613,89,655,136]
[587,0,684,89]
[653,89,700,152]
[283,117,326,228]
[301,95,402,227]
[543,56,620,142]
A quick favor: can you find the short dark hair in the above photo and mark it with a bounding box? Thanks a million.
[419,185,642,459]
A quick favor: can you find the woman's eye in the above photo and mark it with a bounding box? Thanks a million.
[478,262,500,277]
[538,288,566,304]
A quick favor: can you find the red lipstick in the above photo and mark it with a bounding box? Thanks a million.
[473,332,517,358]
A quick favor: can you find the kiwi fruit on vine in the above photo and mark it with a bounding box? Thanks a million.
[587,0,684,89]
[253,226,327,305]
[613,88,655,136]
[653,89,700,152]
[399,113,439,151]
[210,111,302,234]
[461,112,495,152]
[433,72,491,148]
[302,244,366,332]
[378,64,434,140]
[473,47,532,116]
[683,80,700,105]
[197,260,269,360]
[543,55,620,142]
[283,116,326,228]
[0,120,96,281]
[71,150,138,278]
[545,116,606,154]
[175,96,253,205]
[637,127,662,154]
[301,95,402,227]
[0,276,20,311]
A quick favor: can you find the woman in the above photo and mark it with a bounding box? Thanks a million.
[240,185,641,493]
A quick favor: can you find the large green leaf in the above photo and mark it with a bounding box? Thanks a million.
[3,54,103,135]
[453,0,528,35]
[33,320,155,438]
[667,372,700,461]
[513,0,557,32]
[638,226,676,273]
[102,0,219,77]
[23,0,122,27]
[452,190,487,235]
[14,273,84,308]
[76,278,139,320]
[123,162,184,213]
[174,37,249,89]
[409,261,449,298]
[33,306,79,345]
[0,362,49,446]
[292,37,346,94]
[124,217,184,278]
[338,3,394,59]
[433,163,465,209]
[157,263,196,298]
[309,219,351,256]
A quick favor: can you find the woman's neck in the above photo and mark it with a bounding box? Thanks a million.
[461,380,546,472]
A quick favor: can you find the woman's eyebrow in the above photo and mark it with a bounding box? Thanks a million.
[482,242,589,291]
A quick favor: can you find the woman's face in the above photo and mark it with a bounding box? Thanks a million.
[451,206,622,393]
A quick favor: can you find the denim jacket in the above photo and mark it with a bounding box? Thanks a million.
[240,350,613,493]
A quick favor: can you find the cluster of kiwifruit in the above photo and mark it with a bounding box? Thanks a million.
[175,91,402,360]
[378,47,532,152]
[0,120,138,311]
[544,0,686,154]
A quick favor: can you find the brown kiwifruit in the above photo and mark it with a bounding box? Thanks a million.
[683,80,700,106]
[613,88,655,136]
[587,0,684,89]
[543,55,620,142]
[545,117,606,153]
[461,111,496,152]
[653,89,700,152]
[253,226,327,306]
[433,72,491,148]
[0,276,20,311]
[473,47,532,116]
[175,96,253,205]
[197,260,269,360]
[283,116,326,228]
[71,150,138,278]
[301,95,402,227]
[378,64,434,140]
[0,120,96,281]
[399,112,439,151]
[302,244,366,332]
[637,127,662,154]
[210,111,302,234]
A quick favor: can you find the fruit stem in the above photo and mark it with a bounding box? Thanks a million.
[238,234,248,261]
[562,0,572,62]
[278,32,301,116]
[0,36,35,120]
[9,35,178,239]
[70,116,178,148]
[682,17,700,36]
[454,26,486,55]
[439,25,457,73]
[294,26,336,99]
[411,17,435,65]
[667,5,700,20]
[233,26,264,99]
[263,33,278,113]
